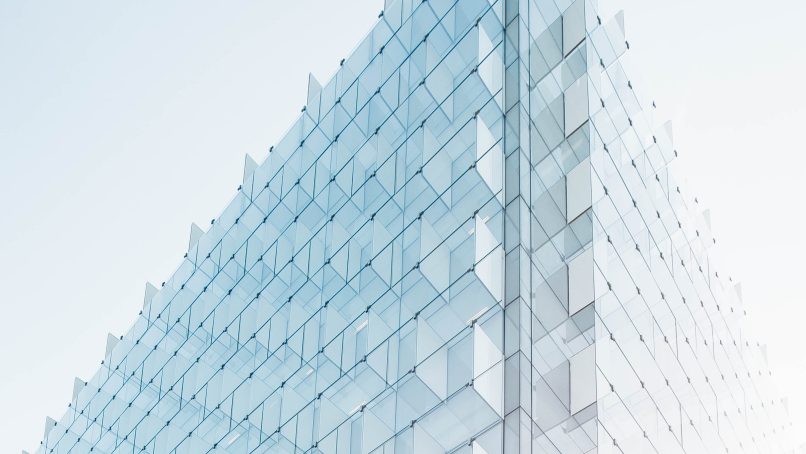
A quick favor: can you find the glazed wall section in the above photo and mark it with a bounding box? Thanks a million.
[587,0,794,452]
[40,0,509,452]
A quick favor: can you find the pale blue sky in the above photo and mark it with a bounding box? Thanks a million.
[1,0,804,452]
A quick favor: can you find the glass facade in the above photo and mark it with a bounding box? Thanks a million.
[32,0,798,453]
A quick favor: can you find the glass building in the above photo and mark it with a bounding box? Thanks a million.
[32,0,799,452]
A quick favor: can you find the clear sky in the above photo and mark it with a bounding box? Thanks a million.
[0,0,803,452]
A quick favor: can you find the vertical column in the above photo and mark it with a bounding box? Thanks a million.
[502,0,598,452]
[502,0,534,453]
